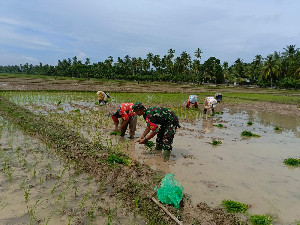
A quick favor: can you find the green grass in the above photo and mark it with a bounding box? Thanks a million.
[249,214,272,225]
[283,158,300,167]
[241,131,261,137]
[221,200,249,213]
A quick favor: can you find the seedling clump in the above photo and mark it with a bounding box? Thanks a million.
[222,200,249,213]
[107,154,131,166]
[241,131,260,137]
[145,140,156,150]
[211,140,222,146]
[247,121,253,126]
[110,130,121,136]
[250,214,272,225]
[283,158,300,167]
[274,126,281,131]
[213,124,223,128]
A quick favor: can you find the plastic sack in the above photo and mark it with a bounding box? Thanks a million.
[155,174,183,209]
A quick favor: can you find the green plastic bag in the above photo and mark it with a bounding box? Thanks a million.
[155,174,183,209]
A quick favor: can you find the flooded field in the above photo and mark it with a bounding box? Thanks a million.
[1,91,300,224]
[0,117,144,225]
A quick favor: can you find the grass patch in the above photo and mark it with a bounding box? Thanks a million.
[283,158,300,167]
[213,124,223,128]
[247,121,253,126]
[222,200,249,213]
[241,131,260,137]
[211,140,222,146]
[249,214,272,225]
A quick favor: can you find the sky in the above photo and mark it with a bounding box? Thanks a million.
[0,0,299,66]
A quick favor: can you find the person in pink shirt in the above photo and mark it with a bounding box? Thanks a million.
[110,103,137,138]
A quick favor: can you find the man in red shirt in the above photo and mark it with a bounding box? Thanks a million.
[110,103,137,139]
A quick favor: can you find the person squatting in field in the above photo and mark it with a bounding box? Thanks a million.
[110,103,137,139]
[132,102,180,161]
[96,91,110,105]
[204,97,218,114]
[186,95,198,109]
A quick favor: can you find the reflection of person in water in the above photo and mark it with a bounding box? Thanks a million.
[202,117,214,133]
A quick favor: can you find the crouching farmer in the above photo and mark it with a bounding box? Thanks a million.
[204,97,217,114]
[186,95,198,109]
[110,103,137,139]
[97,91,110,105]
[133,102,180,161]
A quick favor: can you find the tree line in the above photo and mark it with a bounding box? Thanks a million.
[1,45,300,89]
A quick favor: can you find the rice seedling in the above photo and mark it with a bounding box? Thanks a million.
[110,130,121,136]
[80,192,90,209]
[247,121,253,126]
[213,124,223,128]
[144,140,156,151]
[107,154,131,166]
[249,214,272,225]
[274,126,281,131]
[211,140,222,146]
[283,158,300,167]
[241,131,260,137]
[222,200,249,213]
[24,188,30,203]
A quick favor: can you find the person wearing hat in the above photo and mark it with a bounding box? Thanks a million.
[186,94,198,109]
[132,102,180,161]
[204,96,217,114]
[110,103,137,138]
[97,91,110,105]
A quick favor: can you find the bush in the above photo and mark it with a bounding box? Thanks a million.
[277,78,300,89]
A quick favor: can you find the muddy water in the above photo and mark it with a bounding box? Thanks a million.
[0,117,144,225]
[124,109,300,225]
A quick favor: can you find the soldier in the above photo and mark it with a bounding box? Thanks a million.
[132,102,180,161]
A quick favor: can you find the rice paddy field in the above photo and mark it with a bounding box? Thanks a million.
[0,90,300,225]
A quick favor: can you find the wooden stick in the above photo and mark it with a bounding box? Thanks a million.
[151,197,183,225]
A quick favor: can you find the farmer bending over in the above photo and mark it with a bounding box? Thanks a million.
[97,91,110,105]
[186,95,198,109]
[204,97,217,114]
[133,102,180,161]
[110,103,137,139]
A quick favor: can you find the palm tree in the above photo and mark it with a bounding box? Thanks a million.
[194,48,203,60]
[261,54,280,88]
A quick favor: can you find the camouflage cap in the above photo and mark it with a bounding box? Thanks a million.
[132,102,145,112]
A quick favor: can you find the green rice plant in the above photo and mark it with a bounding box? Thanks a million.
[249,214,272,225]
[57,107,63,111]
[211,140,222,146]
[57,100,62,106]
[283,158,300,167]
[247,121,253,126]
[274,126,281,131]
[110,130,121,136]
[144,140,156,151]
[107,154,131,166]
[24,188,30,203]
[80,193,90,209]
[213,124,223,128]
[213,111,224,115]
[221,200,249,213]
[241,131,260,137]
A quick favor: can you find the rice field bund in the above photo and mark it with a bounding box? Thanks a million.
[0,90,300,225]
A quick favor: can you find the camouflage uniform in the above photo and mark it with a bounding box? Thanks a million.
[143,107,180,151]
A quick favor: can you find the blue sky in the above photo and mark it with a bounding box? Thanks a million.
[0,0,299,66]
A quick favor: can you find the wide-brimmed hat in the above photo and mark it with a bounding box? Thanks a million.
[132,102,145,112]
